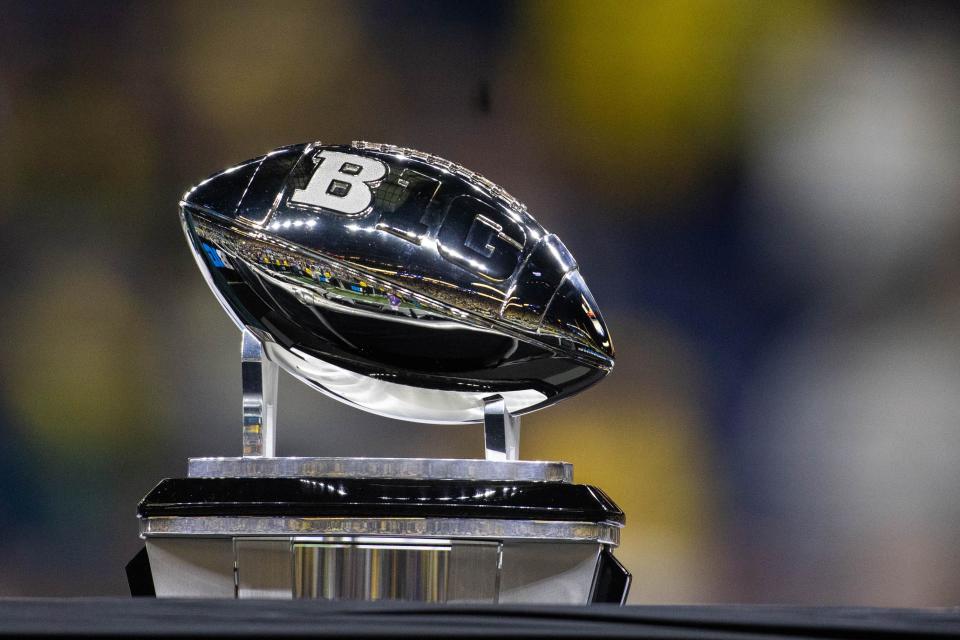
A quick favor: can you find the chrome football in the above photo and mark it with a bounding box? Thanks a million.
[180,141,613,424]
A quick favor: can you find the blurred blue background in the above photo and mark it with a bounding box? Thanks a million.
[1,0,959,604]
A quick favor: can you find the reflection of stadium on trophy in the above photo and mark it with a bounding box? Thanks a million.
[192,215,504,331]
[193,212,610,367]
[191,199,610,381]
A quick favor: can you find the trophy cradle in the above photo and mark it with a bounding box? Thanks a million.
[128,142,630,604]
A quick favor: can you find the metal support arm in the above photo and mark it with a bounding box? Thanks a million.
[241,329,278,458]
[483,395,520,461]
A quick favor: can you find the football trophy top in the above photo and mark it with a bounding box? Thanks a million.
[180,141,614,434]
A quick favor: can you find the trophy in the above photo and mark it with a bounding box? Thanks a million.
[127,141,630,604]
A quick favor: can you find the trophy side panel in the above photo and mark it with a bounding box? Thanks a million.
[146,538,235,598]
[498,542,603,605]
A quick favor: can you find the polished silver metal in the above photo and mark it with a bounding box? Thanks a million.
[241,329,277,457]
[187,456,572,483]
[498,541,601,604]
[483,395,521,461]
[180,141,615,425]
[235,538,292,598]
[140,516,621,546]
[292,540,454,602]
[145,538,235,598]
[352,142,529,216]
[146,535,606,603]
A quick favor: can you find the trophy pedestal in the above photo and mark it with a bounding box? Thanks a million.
[132,457,629,604]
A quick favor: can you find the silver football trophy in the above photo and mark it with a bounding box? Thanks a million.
[127,142,631,604]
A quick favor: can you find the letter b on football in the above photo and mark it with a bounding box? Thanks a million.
[291,151,387,215]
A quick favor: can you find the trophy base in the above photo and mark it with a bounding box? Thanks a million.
[131,458,630,604]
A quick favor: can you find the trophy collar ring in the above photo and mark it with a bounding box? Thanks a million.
[129,141,630,605]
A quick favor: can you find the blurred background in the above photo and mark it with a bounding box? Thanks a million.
[2,0,959,605]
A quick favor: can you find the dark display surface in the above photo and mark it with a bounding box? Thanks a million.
[139,477,625,524]
[0,600,956,639]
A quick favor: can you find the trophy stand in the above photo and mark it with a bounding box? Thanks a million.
[128,331,629,604]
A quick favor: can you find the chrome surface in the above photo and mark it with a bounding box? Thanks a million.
[483,395,521,461]
[293,538,500,602]
[180,141,614,424]
[499,541,601,604]
[241,329,278,457]
[147,535,607,604]
[145,538,235,598]
[141,516,621,545]
[187,456,573,482]
[293,541,451,602]
[235,538,294,599]
[443,540,502,603]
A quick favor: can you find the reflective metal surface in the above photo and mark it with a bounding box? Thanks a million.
[145,538,235,598]
[141,516,621,545]
[498,541,601,604]
[181,141,614,423]
[292,541,454,602]
[145,536,621,604]
[187,456,573,482]
[241,329,277,457]
[235,538,293,599]
[483,395,521,461]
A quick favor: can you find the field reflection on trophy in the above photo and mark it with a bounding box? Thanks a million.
[126,141,630,604]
